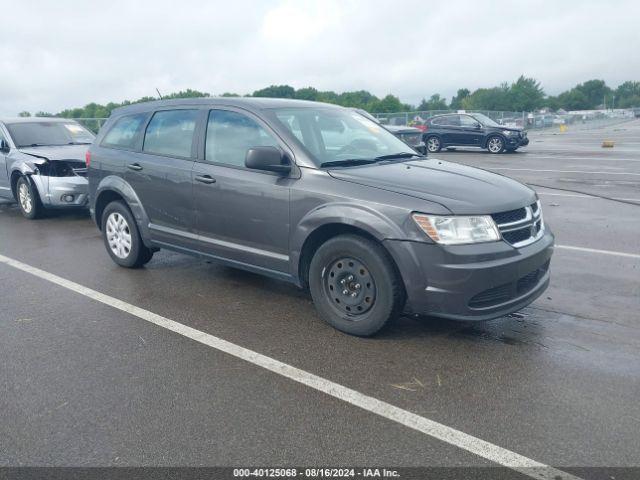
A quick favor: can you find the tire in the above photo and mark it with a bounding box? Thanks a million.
[101,200,153,268]
[426,136,442,153]
[308,234,405,336]
[16,176,43,219]
[486,135,505,154]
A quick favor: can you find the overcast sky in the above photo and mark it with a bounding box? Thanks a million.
[1,0,639,116]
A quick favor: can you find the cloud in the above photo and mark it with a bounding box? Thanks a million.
[1,0,639,116]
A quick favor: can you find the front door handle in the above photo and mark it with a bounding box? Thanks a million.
[194,174,216,184]
[127,163,143,171]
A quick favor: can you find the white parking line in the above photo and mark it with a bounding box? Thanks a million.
[557,245,640,259]
[489,167,640,176]
[0,252,579,480]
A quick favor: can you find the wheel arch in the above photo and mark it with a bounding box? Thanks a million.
[482,133,507,149]
[93,176,152,246]
[293,205,407,289]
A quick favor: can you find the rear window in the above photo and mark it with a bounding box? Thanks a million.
[143,109,199,158]
[102,113,148,149]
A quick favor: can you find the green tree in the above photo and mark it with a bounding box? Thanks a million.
[294,87,319,101]
[449,88,470,110]
[372,94,405,113]
[252,85,295,98]
[18,111,31,117]
[417,94,448,111]
[613,81,640,108]
[34,111,54,117]
[509,76,544,111]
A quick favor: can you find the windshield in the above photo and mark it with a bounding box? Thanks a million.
[271,107,418,167]
[471,113,500,128]
[6,121,95,148]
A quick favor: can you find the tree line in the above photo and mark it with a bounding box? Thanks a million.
[18,76,640,119]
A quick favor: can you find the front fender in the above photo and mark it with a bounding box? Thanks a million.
[290,202,409,279]
[94,175,152,242]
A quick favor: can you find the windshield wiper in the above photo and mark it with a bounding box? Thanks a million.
[19,143,53,148]
[320,158,379,168]
[67,142,92,145]
[374,152,423,161]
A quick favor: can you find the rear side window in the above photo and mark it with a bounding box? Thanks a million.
[433,115,459,126]
[205,110,278,167]
[143,110,198,158]
[102,113,148,149]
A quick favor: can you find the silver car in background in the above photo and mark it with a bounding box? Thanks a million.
[0,118,94,218]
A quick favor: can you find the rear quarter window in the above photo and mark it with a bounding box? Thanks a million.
[102,113,148,150]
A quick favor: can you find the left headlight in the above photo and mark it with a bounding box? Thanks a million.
[502,130,514,136]
[412,214,501,245]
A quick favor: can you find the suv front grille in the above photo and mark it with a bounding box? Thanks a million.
[491,201,543,248]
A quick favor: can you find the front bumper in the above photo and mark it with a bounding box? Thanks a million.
[384,230,554,321]
[33,175,89,208]
[506,133,529,148]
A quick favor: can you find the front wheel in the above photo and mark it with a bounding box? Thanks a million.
[426,136,442,153]
[101,201,154,268]
[308,235,405,336]
[16,176,43,219]
[487,135,505,154]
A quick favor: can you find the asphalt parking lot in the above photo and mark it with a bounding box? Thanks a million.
[1,120,639,479]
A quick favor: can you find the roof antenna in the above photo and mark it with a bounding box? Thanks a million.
[156,88,163,100]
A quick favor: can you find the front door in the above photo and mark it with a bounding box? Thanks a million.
[457,114,484,146]
[192,108,291,275]
[124,108,200,247]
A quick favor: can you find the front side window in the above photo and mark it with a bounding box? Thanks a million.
[7,121,95,148]
[460,115,479,127]
[205,110,279,167]
[272,108,416,167]
[473,113,500,127]
[143,110,198,158]
[102,113,148,149]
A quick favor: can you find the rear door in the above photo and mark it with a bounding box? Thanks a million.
[124,108,201,247]
[191,108,291,274]
[437,115,460,145]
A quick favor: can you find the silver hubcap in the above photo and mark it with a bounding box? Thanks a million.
[427,138,440,151]
[18,183,33,213]
[488,137,502,152]
[106,212,132,259]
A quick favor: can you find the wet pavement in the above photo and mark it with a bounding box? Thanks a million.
[1,120,639,478]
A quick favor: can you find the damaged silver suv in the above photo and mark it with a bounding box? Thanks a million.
[0,118,94,219]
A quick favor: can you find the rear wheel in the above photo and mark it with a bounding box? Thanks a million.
[426,136,442,153]
[16,176,43,219]
[487,135,505,153]
[101,201,154,268]
[308,235,404,336]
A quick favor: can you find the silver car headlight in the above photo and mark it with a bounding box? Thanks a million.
[412,214,501,245]
[502,130,514,135]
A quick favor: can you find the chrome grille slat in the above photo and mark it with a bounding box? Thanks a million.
[492,201,543,248]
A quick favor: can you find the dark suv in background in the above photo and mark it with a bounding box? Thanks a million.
[87,98,552,336]
[423,113,529,154]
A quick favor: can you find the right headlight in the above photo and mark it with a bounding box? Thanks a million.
[412,213,501,245]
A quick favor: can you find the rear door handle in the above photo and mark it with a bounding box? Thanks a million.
[194,174,216,184]
[127,163,143,171]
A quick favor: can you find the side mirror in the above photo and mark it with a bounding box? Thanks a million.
[245,146,291,175]
[474,123,482,129]
[0,139,9,153]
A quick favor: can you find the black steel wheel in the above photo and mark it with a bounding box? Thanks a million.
[323,257,377,316]
[309,234,404,336]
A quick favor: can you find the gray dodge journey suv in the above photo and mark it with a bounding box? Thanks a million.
[87,98,553,336]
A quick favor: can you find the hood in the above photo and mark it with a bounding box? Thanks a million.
[328,158,536,214]
[18,144,89,162]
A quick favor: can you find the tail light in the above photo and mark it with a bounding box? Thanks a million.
[85,150,91,168]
